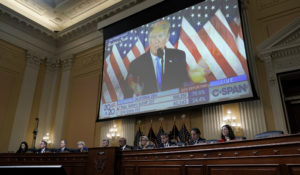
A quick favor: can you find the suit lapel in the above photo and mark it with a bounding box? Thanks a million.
[146,51,156,80]
[144,51,158,91]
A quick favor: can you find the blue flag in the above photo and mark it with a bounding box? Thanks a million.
[148,126,157,146]
[156,126,165,145]
[134,127,143,147]
[169,124,180,143]
[179,124,190,144]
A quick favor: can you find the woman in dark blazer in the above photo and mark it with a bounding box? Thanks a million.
[16,141,28,153]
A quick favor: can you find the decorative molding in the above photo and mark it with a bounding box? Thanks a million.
[271,44,300,58]
[78,53,101,68]
[56,0,149,45]
[256,17,300,133]
[26,52,45,71]
[66,0,111,19]
[0,4,56,41]
[257,17,300,56]
[261,55,276,83]
[256,0,289,10]
[0,0,161,47]
[26,53,44,65]
[274,53,300,71]
[45,60,61,72]
[15,0,47,16]
[61,57,73,71]
[274,28,300,47]
[56,21,99,47]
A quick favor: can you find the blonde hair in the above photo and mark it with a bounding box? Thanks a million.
[139,136,150,147]
[149,20,170,36]
[77,141,85,146]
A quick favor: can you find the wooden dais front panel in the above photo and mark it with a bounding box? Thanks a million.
[121,134,300,175]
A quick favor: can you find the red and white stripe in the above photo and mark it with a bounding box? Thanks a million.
[178,9,247,81]
[102,9,248,103]
[102,39,146,103]
[178,16,226,79]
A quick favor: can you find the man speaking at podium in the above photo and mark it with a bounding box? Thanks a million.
[126,20,189,97]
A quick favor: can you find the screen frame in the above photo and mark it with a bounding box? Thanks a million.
[96,0,258,122]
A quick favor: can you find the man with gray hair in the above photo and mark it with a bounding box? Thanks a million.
[158,133,176,148]
[102,139,109,147]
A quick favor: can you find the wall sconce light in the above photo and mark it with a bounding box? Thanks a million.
[42,132,52,144]
[106,124,120,139]
[222,110,241,128]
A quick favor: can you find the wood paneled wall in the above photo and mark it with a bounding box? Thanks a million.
[0,40,26,152]
[63,45,103,148]
[246,0,300,130]
[25,61,46,147]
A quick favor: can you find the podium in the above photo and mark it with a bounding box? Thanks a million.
[87,147,120,175]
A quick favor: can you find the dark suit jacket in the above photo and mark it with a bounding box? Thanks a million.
[158,141,176,148]
[77,147,88,152]
[120,145,133,151]
[189,137,206,145]
[125,48,189,97]
[36,148,50,153]
[56,147,70,153]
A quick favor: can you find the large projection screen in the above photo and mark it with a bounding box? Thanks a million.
[99,0,253,120]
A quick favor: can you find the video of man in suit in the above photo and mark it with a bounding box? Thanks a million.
[99,0,254,119]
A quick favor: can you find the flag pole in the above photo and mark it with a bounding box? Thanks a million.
[181,114,186,142]
[173,116,176,141]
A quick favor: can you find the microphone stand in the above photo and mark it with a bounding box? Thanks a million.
[32,118,39,149]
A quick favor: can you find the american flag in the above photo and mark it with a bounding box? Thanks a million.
[169,123,180,143]
[101,0,247,104]
[156,126,165,146]
[179,124,191,144]
[147,126,157,146]
[133,127,143,147]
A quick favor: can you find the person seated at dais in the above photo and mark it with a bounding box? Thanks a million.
[36,140,50,153]
[158,133,176,148]
[137,136,155,150]
[119,137,133,151]
[219,125,236,142]
[189,128,206,145]
[16,141,28,153]
[77,141,88,152]
[56,140,70,153]
[102,139,110,147]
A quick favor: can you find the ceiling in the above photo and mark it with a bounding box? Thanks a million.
[0,0,122,31]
